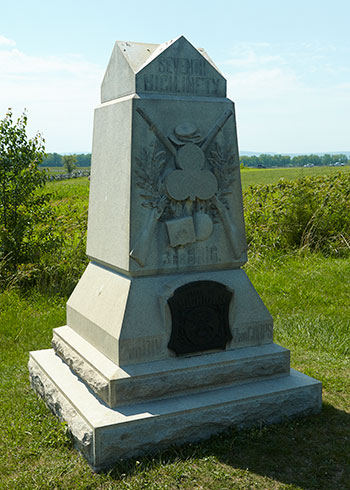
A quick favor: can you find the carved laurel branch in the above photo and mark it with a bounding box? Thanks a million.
[134,142,168,212]
[135,140,237,222]
[208,142,238,211]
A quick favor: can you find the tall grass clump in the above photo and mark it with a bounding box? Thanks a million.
[23,178,89,295]
[0,178,89,295]
[244,172,350,257]
[2,170,349,295]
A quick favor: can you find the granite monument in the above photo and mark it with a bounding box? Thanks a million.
[29,36,322,471]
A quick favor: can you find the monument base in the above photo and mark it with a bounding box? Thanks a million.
[51,325,291,407]
[29,348,321,472]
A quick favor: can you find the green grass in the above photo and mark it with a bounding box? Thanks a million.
[31,178,90,295]
[245,254,350,402]
[43,165,350,193]
[45,176,90,197]
[1,253,349,489]
[241,165,350,189]
[1,175,350,489]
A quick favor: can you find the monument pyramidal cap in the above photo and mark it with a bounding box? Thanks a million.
[29,36,322,471]
[101,35,226,102]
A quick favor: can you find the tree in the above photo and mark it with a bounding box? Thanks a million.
[321,154,332,166]
[62,154,77,175]
[0,109,48,270]
[332,154,348,164]
[42,152,62,167]
[76,153,91,167]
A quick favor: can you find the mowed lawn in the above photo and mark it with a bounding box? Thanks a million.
[0,171,349,490]
[241,164,350,189]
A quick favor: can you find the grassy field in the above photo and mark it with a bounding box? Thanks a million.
[41,163,350,187]
[1,172,349,489]
[241,165,350,189]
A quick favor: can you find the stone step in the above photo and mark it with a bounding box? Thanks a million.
[29,348,321,471]
[52,325,290,407]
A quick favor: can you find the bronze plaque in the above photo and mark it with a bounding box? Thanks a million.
[168,281,232,356]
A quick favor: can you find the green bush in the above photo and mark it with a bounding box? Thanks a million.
[243,172,350,257]
[12,179,89,295]
[0,109,63,288]
[2,155,350,295]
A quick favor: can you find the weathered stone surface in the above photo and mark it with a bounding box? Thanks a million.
[53,325,290,408]
[29,349,322,472]
[29,355,93,463]
[87,96,247,276]
[66,264,273,365]
[88,36,245,278]
[52,331,110,401]
[101,36,226,103]
[29,36,322,471]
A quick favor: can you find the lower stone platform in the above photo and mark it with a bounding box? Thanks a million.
[52,325,291,407]
[29,349,322,472]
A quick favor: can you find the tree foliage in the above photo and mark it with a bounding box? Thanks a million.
[42,152,91,167]
[42,152,62,166]
[0,109,59,282]
[62,154,77,175]
[240,153,349,168]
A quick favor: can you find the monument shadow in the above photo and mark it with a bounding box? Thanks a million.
[109,402,350,490]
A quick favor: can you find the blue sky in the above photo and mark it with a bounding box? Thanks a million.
[1,0,349,154]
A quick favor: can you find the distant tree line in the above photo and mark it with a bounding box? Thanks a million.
[42,152,349,169]
[240,153,349,168]
[41,153,91,167]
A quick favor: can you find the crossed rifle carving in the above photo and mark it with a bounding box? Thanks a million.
[130,108,243,266]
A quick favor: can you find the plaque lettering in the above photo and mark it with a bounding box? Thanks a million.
[168,281,233,356]
[232,323,273,344]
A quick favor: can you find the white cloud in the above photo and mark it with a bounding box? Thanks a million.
[0,35,16,47]
[220,41,350,153]
[227,67,301,101]
[0,47,102,76]
[233,80,350,153]
[222,42,285,69]
[1,38,349,154]
[0,41,104,152]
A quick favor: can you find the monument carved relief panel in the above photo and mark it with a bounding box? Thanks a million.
[130,108,242,268]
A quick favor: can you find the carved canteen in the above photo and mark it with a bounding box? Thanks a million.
[193,211,213,241]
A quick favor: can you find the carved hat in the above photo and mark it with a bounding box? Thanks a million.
[169,122,202,146]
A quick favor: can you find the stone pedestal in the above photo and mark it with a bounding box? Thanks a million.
[29,36,321,471]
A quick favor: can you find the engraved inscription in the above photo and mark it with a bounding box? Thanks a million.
[142,73,222,96]
[162,245,219,266]
[232,323,273,345]
[140,55,222,96]
[166,216,196,247]
[158,57,207,76]
[120,337,163,362]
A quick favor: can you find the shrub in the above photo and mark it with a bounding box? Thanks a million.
[243,173,350,257]
[0,109,61,288]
